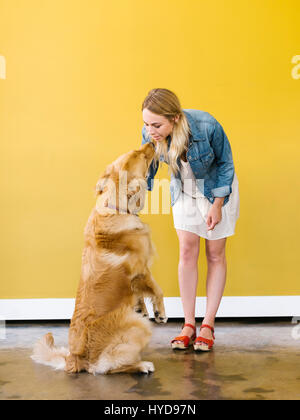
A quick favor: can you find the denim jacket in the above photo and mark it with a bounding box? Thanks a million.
[141,109,235,207]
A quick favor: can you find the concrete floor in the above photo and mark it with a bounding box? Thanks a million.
[0,319,299,400]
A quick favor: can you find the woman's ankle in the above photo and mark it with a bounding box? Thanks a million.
[184,320,196,327]
[202,317,215,327]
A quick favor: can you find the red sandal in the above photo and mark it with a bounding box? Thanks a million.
[193,324,215,351]
[171,323,197,350]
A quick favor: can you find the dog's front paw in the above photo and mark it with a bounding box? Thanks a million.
[154,311,168,324]
[134,306,149,319]
[134,299,149,319]
[138,361,155,374]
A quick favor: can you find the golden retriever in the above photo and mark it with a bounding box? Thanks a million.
[31,141,167,374]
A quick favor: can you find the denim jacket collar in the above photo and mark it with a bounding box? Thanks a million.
[166,109,203,151]
[183,109,201,139]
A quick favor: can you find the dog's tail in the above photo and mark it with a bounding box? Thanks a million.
[31,333,69,371]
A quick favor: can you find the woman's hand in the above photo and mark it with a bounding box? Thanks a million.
[206,198,224,231]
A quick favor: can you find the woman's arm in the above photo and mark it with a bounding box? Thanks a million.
[207,121,233,230]
[210,121,235,200]
[207,197,224,230]
[213,196,225,207]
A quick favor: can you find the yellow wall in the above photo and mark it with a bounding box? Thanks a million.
[0,0,299,299]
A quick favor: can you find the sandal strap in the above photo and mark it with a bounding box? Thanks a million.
[171,324,197,347]
[182,323,196,334]
[200,324,215,339]
[171,335,191,347]
[194,336,214,346]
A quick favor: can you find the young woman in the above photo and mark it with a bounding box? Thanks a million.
[141,88,240,351]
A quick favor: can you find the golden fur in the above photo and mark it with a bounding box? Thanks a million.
[31,142,167,375]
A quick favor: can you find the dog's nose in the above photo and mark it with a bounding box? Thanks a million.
[145,142,156,157]
[141,141,155,155]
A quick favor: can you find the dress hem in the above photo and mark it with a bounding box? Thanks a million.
[174,225,236,240]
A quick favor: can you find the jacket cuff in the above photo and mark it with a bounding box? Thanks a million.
[211,185,232,197]
[146,176,154,191]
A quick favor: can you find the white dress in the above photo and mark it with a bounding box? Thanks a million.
[172,158,240,240]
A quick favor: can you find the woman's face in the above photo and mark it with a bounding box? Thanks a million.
[142,108,179,143]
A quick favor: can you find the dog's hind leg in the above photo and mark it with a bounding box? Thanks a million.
[106,360,154,374]
[65,353,89,373]
[88,317,154,375]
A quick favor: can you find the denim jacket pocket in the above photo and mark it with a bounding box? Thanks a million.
[199,150,215,168]
[192,137,206,142]
[186,143,199,162]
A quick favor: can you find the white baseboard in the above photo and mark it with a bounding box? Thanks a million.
[0,296,299,320]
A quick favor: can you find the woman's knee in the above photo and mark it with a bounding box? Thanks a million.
[179,240,199,265]
[206,248,226,264]
[176,230,200,265]
[205,238,226,264]
[206,253,226,264]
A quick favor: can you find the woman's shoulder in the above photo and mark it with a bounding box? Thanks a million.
[182,109,217,125]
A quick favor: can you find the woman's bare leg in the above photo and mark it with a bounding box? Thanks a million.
[200,237,227,340]
[174,229,200,341]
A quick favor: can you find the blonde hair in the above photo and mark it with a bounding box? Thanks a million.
[141,88,191,177]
